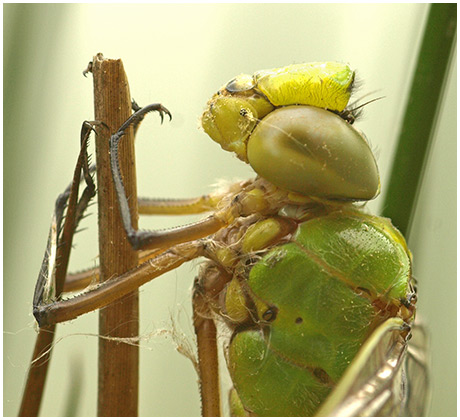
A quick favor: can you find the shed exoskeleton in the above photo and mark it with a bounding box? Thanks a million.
[32,62,424,416]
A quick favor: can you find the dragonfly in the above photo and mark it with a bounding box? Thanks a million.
[30,62,428,416]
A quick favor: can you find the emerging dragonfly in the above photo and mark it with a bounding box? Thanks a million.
[32,62,428,416]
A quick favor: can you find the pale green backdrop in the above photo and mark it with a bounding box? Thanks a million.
[4,3,456,416]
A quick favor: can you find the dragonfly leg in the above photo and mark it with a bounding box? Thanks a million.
[193,264,232,417]
[63,245,173,293]
[64,268,99,293]
[137,175,251,216]
[21,121,97,416]
[110,104,230,250]
[34,240,206,327]
[33,121,97,308]
[65,182,299,294]
[138,196,220,215]
[131,99,148,136]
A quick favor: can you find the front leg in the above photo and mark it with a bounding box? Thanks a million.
[110,104,227,250]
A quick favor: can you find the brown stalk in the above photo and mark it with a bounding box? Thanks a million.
[91,54,139,416]
[18,326,57,416]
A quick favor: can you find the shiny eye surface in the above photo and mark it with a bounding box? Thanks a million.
[246,105,380,201]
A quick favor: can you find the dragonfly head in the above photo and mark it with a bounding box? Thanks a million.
[201,63,380,201]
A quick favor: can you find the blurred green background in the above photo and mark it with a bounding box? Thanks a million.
[4,4,456,416]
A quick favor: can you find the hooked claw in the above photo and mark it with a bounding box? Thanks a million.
[157,104,172,124]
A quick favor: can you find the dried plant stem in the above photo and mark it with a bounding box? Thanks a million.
[18,326,56,416]
[91,54,139,416]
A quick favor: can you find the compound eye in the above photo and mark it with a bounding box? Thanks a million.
[225,74,256,93]
[247,105,380,200]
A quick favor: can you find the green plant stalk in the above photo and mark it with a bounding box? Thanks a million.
[381,3,456,236]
